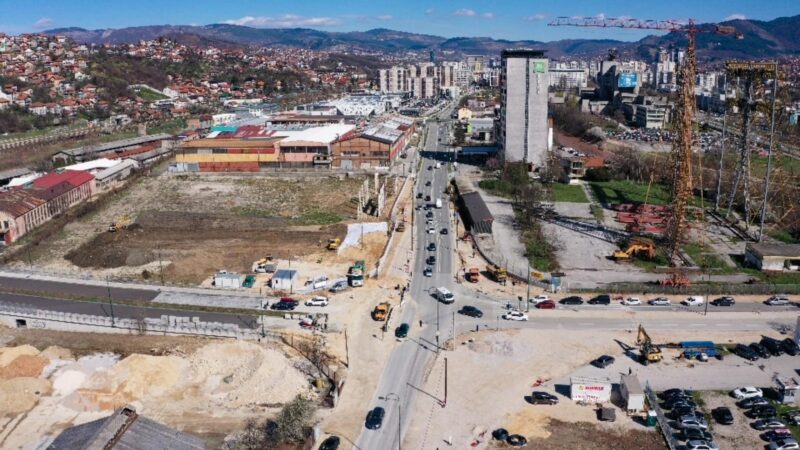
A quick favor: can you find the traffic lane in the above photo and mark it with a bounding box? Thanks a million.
[0,275,159,302]
[0,293,259,328]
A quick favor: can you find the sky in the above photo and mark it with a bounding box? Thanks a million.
[0,0,798,41]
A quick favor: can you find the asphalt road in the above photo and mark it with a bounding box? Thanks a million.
[0,275,159,302]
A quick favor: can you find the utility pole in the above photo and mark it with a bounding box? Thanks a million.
[157,245,164,286]
[526,258,531,313]
[443,357,448,407]
[344,327,350,368]
[106,276,115,327]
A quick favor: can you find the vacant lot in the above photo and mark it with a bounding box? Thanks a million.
[20,173,382,284]
[551,183,589,203]
[589,180,672,206]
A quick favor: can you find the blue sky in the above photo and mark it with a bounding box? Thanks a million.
[0,0,797,41]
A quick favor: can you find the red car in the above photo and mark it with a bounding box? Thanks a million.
[536,300,556,309]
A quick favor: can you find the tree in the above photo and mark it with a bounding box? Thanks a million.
[453,122,467,145]
[232,396,315,450]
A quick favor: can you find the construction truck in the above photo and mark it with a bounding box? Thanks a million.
[486,264,508,284]
[396,221,405,232]
[348,260,365,287]
[253,256,276,273]
[327,238,341,251]
[611,237,657,261]
[636,324,663,365]
[465,267,480,283]
[372,302,390,321]
[108,215,132,232]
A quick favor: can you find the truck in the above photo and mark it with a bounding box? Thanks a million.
[465,267,480,283]
[348,260,366,287]
[487,264,508,284]
[396,221,405,232]
[435,198,442,209]
[372,302,391,321]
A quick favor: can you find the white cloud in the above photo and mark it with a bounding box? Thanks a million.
[454,9,477,17]
[33,17,54,29]
[482,12,495,19]
[725,14,747,21]
[524,13,547,21]
[224,14,341,28]
[376,15,393,21]
[425,8,435,16]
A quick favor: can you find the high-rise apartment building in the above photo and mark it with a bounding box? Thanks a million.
[497,49,549,168]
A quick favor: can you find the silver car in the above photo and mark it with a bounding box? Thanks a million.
[648,297,671,306]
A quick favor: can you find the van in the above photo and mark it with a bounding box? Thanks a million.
[435,287,455,304]
[435,198,442,209]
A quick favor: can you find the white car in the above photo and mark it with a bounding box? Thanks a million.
[770,438,800,450]
[622,297,641,306]
[648,297,671,306]
[687,440,719,450]
[678,415,708,430]
[529,295,549,305]
[427,227,436,234]
[305,296,329,307]
[683,296,705,307]
[502,311,529,321]
[766,296,791,306]
[731,386,763,400]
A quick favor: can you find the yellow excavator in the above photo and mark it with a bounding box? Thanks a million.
[108,215,132,232]
[636,324,663,365]
[327,238,341,251]
[611,237,657,261]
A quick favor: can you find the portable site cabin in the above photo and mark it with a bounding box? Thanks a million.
[621,374,645,413]
[214,271,243,289]
[271,269,298,291]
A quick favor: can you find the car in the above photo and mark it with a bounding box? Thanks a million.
[783,338,800,356]
[441,227,448,234]
[754,418,785,430]
[459,306,483,318]
[762,337,786,356]
[766,429,794,441]
[750,405,778,419]
[738,396,770,409]
[425,211,434,219]
[365,407,385,430]
[506,435,527,447]
[661,388,692,400]
[669,405,698,420]
[319,436,340,450]
[329,281,347,292]
[417,192,423,199]
[683,428,713,441]
[426,255,436,265]
[686,440,719,450]
[732,386,763,399]
[423,267,433,277]
[783,410,800,424]
[712,406,734,425]
[678,415,708,429]
[648,297,671,306]
[492,428,509,441]
[766,295,791,306]
[559,296,584,305]
[530,391,559,405]
[425,195,431,202]
[734,344,760,361]
[665,396,697,409]
[305,296,329,307]
[750,342,771,359]
[425,180,432,186]
[427,227,436,234]
[395,323,410,338]
[536,300,556,309]
[711,296,735,306]
[588,294,611,305]
[427,242,437,251]
[503,311,529,321]
[271,301,297,311]
[427,165,433,171]
[622,297,641,306]
[591,355,615,368]
[770,438,800,450]
[683,296,705,306]
[529,295,549,305]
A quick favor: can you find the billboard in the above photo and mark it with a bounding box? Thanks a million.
[570,377,612,403]
[618,73,638,89]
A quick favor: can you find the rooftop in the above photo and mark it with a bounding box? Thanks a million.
[55,134,172,157]
[746,242,800,258]
[180,138,283,149]
[279,124,356,145]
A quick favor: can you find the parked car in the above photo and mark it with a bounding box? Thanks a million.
[329,281,348,292]
[649,297,671,306]
[712,406,734,425]
[669,405,699,420]
[766,295,791,306]
[750,342,771,359]
[782,338,800,356]
[734,344,760,361]
[738,396,770,409]
[732,386,763,399]
[783,410,800,425]
[754,418,785,430]
[762,337,786,356]
[492,428,509,441]
[686,440,719,450]
[535,300,556,309]
[425,180,432,186]
[769,438,800,450]
[683,296,705,306]
[661,388,692,400]
[459,306,483,318]
[678,415,708,429]
[750,405,778,419]
[305,296,329,307]
[395,323,410,338]
[683,427,713,441]
[665,396,697,409]
[766,429,794,441]
[529,391,559,405]
[417,192,423,199]
[319,436,340,450]
[622,297,641,305]
[427,227,436,234]
[425,211,434,219]
[711,296,736,306]
[365,407,385,430]
[506,435,527,447]
[559,296,584,305]
[588,294,611,305]
[271,301,297,311]
[591,355,615,368]
[503,311,529,321]
[529,295,549,305]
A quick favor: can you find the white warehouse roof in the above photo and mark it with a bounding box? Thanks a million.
[278,124,355,145]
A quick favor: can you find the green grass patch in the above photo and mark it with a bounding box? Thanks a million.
[292,211,342,226]
[629,252,670,271]
[147,118,186,135]
[683,242,736,274]
[773,402,800,441]
[551,183,589,203]
[590,204,605,222]
[230,206,276,218]
[589,180,672,206]
[478,178,516,198]
[769,229,799,244]
[137,87,168,101]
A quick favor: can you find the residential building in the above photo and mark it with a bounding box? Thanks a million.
[549,67,589,90]
[635,104,668,129]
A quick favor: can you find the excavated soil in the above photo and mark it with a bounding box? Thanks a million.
[514,419,665,450]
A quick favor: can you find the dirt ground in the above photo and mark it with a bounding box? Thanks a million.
[17,173,393,285]
[506,419,665,450]
[697,391,765,450]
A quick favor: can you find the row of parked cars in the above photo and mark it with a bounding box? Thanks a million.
[529,294,793,308]
[733,336,800,361]
[730,386,800,450]
[659,388,722,450]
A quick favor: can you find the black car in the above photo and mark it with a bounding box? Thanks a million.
[669,405,698,420]
[748,404,777,419]
[492,428,509,441]
[395,323,410,338]
[271,301,297,311]
[320,436,340,450]
[425,195,431,202]
[761,337,785,356]
[712,406,734,425]
[416,192,423,199]
[559,296,584,305]
[665,397,697,409]
[530,391,559,405]
[749,342,771,359]
[588,294,611,305]
[425,180,432,186]
[782,338,800,356]
[733,344,759,361]
[711,296,736,306]
[426,211,434,219]
[738,396,769,409]
[661,389,692,400]
[441,228,448,235]
[427,242,437,251]
[591,355,615,368]
[683,427,713,441]
[426,255,436,265]
[365,407,385,430]
[459,306,483,318]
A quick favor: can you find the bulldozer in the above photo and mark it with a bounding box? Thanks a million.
[108,215,132,232]
[486,264,508,284]
[636,324,663,365]
[611,237,657,261]
[372,302,391,321]
[327,238,341,251]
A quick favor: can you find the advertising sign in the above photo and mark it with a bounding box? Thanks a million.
[618,73,638,88]
[571,377,612,403]
[533,61,546,73]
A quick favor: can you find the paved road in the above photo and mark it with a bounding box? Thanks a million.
[0,275,159,302]
[0,292,259,328]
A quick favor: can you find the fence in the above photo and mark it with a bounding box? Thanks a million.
[644,381,680,450]
[597,282,800,296]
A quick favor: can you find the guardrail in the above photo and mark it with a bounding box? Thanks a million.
[644,381,680,450]
[598,282,800,296]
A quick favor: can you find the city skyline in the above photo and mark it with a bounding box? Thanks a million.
[0,0,797,41]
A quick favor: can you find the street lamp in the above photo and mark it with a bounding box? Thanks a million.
[383,393,402,450]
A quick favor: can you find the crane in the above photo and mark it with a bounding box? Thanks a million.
[549,16,741,265]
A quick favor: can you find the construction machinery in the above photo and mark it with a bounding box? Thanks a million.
[348,260,366,287]
[486,264,508,284]
[659,272,691,288]
[611,237,657,261]
[372,302,390,321]
[253,256,276,273]
[108,215,132,232]
[636,325,663,365]
[466,267,480,283]
[327,238,341,251]
[396,221,405,232]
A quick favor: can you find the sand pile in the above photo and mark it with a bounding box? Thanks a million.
[0,377,51,415]
[0,344,40,366]
[0,354,49,379]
